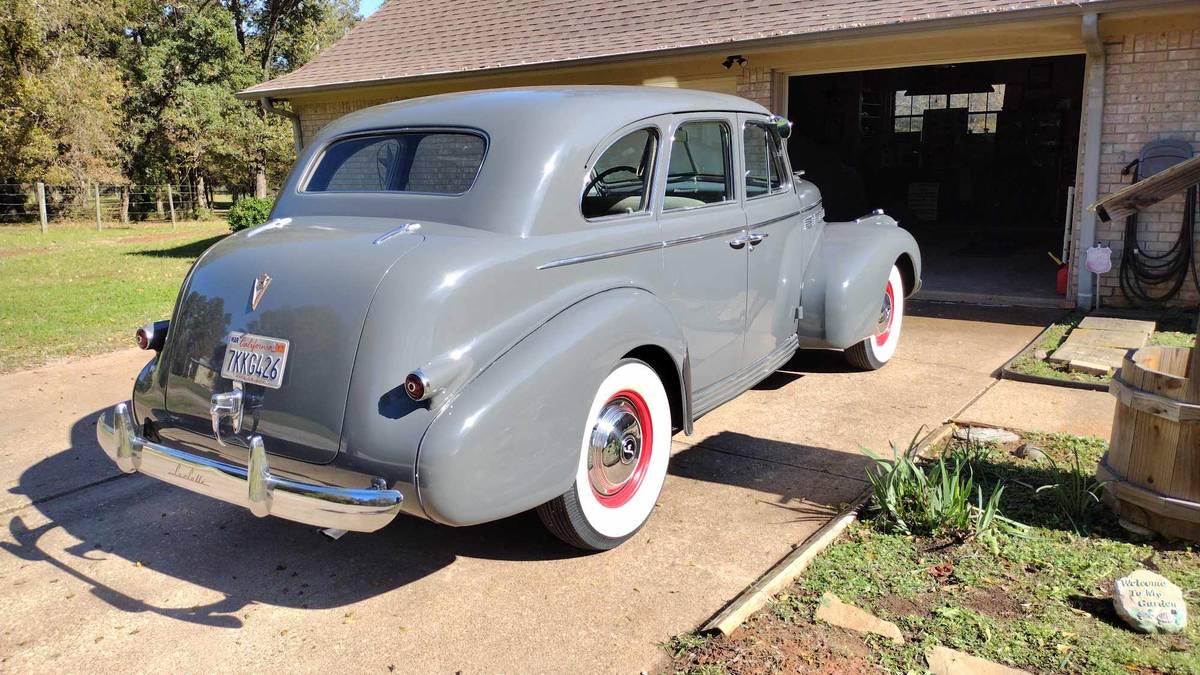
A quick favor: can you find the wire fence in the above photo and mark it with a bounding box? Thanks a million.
[0,182,256,230]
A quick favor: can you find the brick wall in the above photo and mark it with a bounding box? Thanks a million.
[736,66,775,110]
[295,98,394,146]
[1088,28,1200,307]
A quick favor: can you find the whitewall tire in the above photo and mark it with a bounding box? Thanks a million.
[845,265,905,370]
[536,359,671,550]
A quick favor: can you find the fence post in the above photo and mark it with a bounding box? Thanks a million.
[94,183,102,230]
[36,182,48,233]
[167,184,177,228]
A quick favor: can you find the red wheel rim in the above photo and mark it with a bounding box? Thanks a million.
[875,280,895,347]
[591,389,653,509]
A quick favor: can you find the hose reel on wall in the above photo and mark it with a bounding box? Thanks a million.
[1118,139,1198,305]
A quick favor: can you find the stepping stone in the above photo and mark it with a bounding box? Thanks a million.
[926,646,1030,675]
[814,592,904,644]
[953,426,1020,444]
[1078,316,1156,336]
[1048,343,1128,370]
[1067,328,1149,349]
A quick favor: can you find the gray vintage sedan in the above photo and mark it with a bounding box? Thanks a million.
[97,87,920,550]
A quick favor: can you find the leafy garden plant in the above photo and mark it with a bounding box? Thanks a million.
[861,438,1014,541]
[227,197,274,231]
[1035,442,1108,535]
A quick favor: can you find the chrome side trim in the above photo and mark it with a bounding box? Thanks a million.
[537,225,746,270]
[800,199,823,215]
[96,403,403,532]
[692,334,799,417]
[372,222,421,245]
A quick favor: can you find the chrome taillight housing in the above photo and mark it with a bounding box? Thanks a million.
[404,370,431,401]
[135,320,169,351]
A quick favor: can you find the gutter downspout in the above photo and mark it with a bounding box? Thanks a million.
[260,97,303,154]
[1076,13,1105,308]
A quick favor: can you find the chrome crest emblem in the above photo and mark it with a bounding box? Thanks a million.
[250,273,271,311]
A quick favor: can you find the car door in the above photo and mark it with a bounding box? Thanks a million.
[739,114,808,363]
[656,114,748,392]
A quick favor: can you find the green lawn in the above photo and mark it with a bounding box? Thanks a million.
[0,221,228,373]
[665,433,1200,674]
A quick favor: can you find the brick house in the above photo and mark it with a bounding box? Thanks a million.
[240,0,1200,309]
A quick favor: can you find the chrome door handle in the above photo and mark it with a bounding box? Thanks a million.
[747,232,769,249]
[210,383,244,447]
[728,236,748,250]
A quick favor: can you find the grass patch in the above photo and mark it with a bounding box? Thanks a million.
[1009,314,1195,386]
[664,433,1200,674]
[0,221,228,373]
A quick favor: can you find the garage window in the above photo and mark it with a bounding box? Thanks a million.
[306,131,486,194]
[893,85,1006,135]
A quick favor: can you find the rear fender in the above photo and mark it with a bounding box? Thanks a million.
[415,287,687,526]
[798,215,921,350]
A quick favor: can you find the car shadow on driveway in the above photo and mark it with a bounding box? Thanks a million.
[3,407,866,629]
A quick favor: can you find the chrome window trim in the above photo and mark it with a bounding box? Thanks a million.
[297,126,490,196]
[741,120,792,201]
[661,118,736,213]
[581,126,661,223]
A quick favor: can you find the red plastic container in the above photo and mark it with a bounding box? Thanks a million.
[1056,265,1068,295]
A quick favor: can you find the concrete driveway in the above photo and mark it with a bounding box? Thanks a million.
[0,303,1054,673]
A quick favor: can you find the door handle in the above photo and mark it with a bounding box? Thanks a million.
[747,232,769,249]
[728,236,748,250]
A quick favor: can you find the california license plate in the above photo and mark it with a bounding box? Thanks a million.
[221,332,290,389]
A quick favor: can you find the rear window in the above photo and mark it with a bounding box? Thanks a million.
[305,132,486,194]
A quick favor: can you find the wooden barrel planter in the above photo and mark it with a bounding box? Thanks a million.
[1100,345,1200,541]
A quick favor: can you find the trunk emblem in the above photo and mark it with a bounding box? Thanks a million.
[250,273,272,311]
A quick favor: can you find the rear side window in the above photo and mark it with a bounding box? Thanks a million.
[665,121,732,210]
[582,128,657,219]
[306,132,486,194]
[743,122,787,198]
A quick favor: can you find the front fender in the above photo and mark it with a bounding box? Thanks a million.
[415,287,687,526]
[798,215,921,350]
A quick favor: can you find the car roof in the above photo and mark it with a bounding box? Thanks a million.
[317,86,771,141]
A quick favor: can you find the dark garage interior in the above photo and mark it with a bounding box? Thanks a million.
[787,55,1086,304]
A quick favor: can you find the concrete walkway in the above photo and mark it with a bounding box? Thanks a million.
[0,303,1052,673]
[957,379,1116,440]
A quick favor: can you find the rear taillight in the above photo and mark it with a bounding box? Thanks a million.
[136,320,169,351]
[404,370,431,401]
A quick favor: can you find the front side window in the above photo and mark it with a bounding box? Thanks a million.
[306,131,486,194]
[665,121,732,210]
[582,128,657,219]
[743,122,787,198]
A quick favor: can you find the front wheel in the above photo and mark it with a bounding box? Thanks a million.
[845,265,905,370]
[536,359,671,551]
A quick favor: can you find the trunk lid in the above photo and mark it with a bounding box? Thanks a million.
[162,217,422,464]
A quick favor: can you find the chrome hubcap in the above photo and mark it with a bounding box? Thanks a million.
[587,396,643,498]
[876,291,893,336]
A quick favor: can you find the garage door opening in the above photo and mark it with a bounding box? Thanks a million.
[787,55,1085,305]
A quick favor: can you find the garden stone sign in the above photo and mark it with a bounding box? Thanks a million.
[1112,570,1187,634]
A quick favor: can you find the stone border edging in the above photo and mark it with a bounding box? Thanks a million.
[699,422,957,636]
[999,322,1108,392]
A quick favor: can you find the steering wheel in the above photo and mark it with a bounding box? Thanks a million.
[584,165,640,197]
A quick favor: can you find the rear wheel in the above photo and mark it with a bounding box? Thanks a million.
[536,359,671,551]
[845,265,905,370]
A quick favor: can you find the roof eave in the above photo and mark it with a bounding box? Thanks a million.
[236,0,1187,101]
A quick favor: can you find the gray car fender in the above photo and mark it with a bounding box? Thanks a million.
[798,215,921,350]
[415,286,688,526]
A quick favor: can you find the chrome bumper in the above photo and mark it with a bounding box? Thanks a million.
[96,403,403,532]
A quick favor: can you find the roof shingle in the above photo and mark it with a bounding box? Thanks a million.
[242,0,1104,97]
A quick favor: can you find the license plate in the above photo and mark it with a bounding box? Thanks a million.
[220,332,290,389]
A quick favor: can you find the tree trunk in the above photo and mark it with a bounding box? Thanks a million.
[196,175,208,210]
[255,166,268,198]
[120,186,129,224]
[156,187,164,218]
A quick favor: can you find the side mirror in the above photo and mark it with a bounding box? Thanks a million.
[770,115,793,140]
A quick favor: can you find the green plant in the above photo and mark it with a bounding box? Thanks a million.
[227,197,273,231]
[861,438,1016,540]
[1036,442,1108,535]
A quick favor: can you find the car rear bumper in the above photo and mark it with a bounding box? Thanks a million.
[96,402,404,532]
